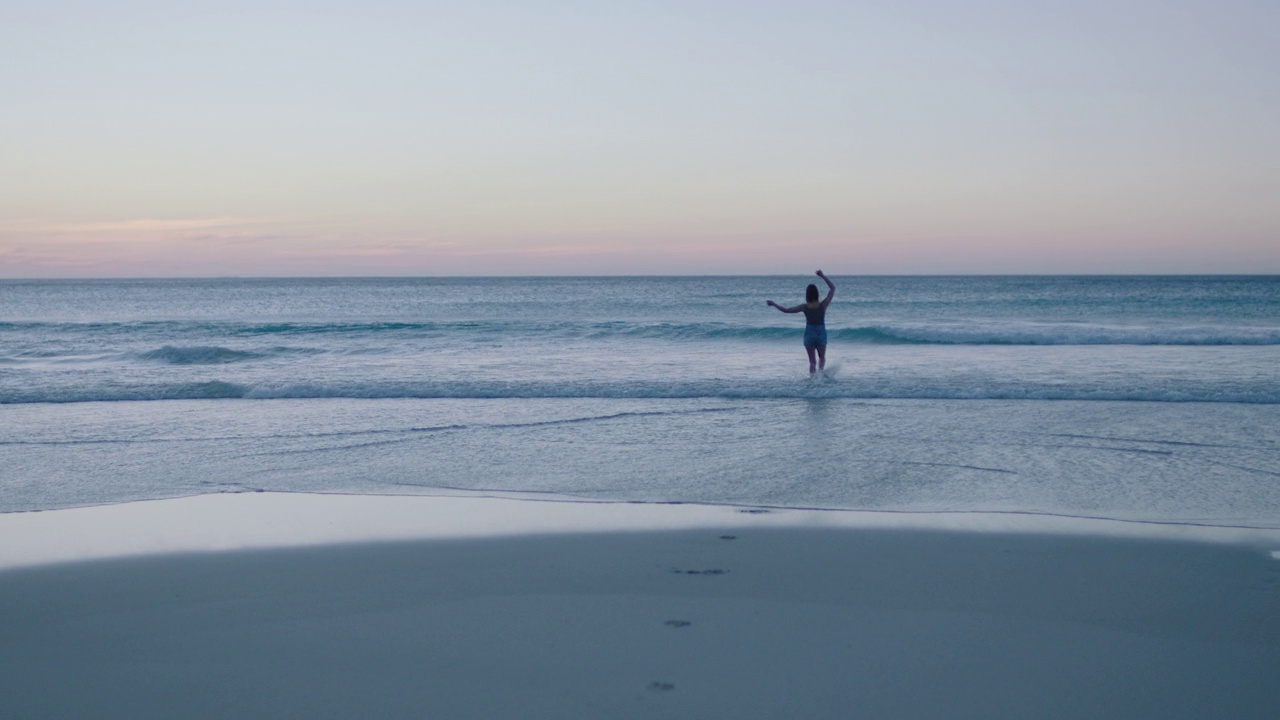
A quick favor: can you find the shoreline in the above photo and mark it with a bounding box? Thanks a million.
[3,493,1279,718]
[3,490,1280,572]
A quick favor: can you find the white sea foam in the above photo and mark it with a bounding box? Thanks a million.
[3,396,1277,528]
[2,376,1277,404]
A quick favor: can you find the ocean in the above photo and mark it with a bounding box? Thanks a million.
[1,276,1277,526]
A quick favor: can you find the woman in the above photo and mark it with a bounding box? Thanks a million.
[766,270,836,373]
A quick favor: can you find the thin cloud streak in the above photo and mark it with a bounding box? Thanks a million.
[2,217,1278,277]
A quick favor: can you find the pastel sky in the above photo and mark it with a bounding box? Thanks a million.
[2,0,1277,277]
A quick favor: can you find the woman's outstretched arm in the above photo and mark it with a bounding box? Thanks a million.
[816,270,835,308]
[766,300,804,313]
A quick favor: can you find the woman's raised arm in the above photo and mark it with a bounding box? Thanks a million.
[816,270,835,308]
[766,300,803,313]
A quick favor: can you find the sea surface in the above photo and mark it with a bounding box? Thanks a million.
[1,276,1277,527]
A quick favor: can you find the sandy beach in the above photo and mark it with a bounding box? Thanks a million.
[2,493,1278,719]
[5,0,1278,715]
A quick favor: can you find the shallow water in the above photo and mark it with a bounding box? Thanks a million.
[1,276,1277,524]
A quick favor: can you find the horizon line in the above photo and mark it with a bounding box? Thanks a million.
[2,272,1278,282]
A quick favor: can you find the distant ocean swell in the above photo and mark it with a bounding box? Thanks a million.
[0,345,324,366]
[3,379,1276,404]
[3,320,1279,354]
[132,345,327,365]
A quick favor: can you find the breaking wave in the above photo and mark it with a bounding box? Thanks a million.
[3,378,1276,404]
[136,346,264,365]
[5,319,1278,346]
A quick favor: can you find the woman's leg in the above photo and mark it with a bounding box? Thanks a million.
[816,344,826,370]
[805,346,817,373]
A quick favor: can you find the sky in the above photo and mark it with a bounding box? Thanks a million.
[1,0,1277,277]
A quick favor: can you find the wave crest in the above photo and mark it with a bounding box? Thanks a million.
[235,320,1280,346]
[3,379,1276,404]
[137,346,263,365]
[5,319,1278,346]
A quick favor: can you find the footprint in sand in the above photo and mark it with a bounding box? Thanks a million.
[648,682,675,692]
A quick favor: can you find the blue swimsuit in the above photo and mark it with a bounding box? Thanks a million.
[802,304,827,349]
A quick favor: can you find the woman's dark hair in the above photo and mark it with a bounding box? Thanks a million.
[806,284,819,303]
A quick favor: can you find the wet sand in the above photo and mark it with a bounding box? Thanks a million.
[2,493,1278,719]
